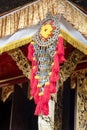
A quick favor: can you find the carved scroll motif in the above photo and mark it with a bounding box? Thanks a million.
[8,48,31,79]
[75,73,87,130]
[71,69,87,89]
[8,48,85,130]
[1,85,14,102]
[59,49,85,85]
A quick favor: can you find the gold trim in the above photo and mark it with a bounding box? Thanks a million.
[0,29,87,55]
[59,49,84,85]
[8,48,31,79]
[0,36,32,54]
[0,28,87,55]
[61,29,87,55]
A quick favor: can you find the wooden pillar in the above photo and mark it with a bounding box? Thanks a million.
[75,73,87,130]
[54,85,63,130]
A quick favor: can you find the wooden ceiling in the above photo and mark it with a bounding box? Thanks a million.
[0,45,29,87]
[0,0,87,86]
[0,43,87,87]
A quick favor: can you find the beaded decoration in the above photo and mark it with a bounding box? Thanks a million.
[28,13,65,115]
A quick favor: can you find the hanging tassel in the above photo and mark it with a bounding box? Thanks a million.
[34,87,40,104]
[41,85,50,115]
[34,96,42,115]
[35,84,51,115]
[57,35,66,63]
[52,53,60,73]
[30,66,38,87]
[43,84,50,103]
[50,70,59,82]
[35,96,49,115]
[28,43,35,62]
[49,82,56,93]
[41,102,49,115]
[34,95,49,115]
[30,77,38,97]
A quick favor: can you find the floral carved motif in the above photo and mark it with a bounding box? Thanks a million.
[8,48,31,79]
[59,49,85,85]
[75,73,87,130]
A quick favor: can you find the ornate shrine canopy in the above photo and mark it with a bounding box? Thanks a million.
[0,0,87,102]
[0,0,87,54]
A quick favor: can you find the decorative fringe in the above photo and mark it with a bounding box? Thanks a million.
[49,82,56,93]
[28,44,34,62]
[28,35,65,116]
[57,35,66,63]
[30,66,38,87]
[35,84,50,115]
[0,29,87,55]
[60,29,87,55]
[0,37,32,54]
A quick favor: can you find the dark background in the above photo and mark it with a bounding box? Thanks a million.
[0,83,38,130]
[0,0,37,15]
[0,0,87,15]
[68,0,87,13]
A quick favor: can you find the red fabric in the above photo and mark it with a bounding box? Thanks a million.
[27,36,65,115]
[28,44,34,62]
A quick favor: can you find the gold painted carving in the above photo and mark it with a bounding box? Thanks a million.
[1,85,14,102]
[75,73,87,130]
[8,48,31,79]
[59,49,85,85]
[71,69,87,89]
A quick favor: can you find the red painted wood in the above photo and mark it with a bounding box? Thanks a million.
[0,44,87,85]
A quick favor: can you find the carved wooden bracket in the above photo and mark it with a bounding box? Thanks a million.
[59,49,85,85]
[8,48,31,79]
[1,85,14,102]
[71,68,87,89]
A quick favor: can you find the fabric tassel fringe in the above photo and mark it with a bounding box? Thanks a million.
[28,35,65,115]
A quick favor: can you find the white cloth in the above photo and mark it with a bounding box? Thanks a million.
[0,16,87,48]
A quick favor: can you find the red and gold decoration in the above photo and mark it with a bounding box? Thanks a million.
[28,13,65,115]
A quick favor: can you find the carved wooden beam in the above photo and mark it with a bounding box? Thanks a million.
[8,48,31,79]
[59,49,85,85]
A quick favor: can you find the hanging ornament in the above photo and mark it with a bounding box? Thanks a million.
[28,13,65,115]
